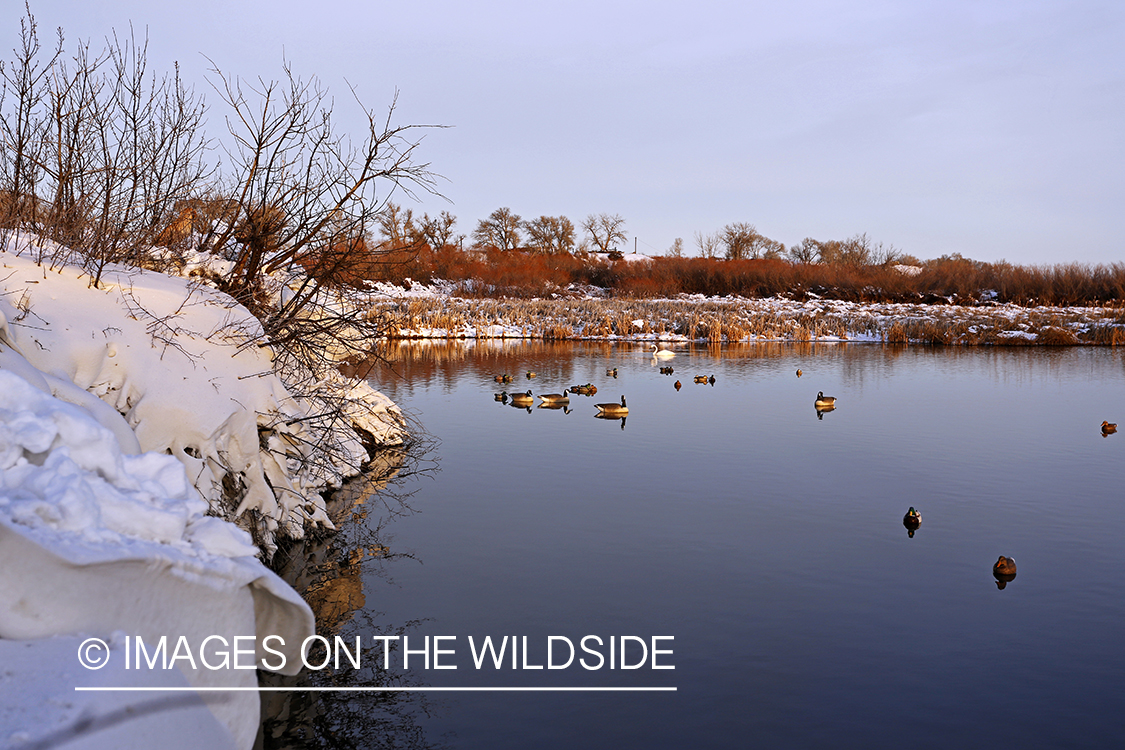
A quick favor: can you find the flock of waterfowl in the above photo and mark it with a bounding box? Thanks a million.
[491,344,843,430]
[492,345,1034,586]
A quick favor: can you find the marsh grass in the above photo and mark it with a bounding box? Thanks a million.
[369,294,1124,346]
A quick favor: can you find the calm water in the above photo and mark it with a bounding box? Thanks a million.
[319,342,1125,749]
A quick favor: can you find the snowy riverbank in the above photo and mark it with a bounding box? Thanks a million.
[364,279,1125,346]
[0,235,407,748]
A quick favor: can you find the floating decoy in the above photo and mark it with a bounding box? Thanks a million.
[595,396,628,416]
[538,388,571,404]
[815,391,836,407]
[796,369,802,378]
[693,375,708,384]
[494,374,504,383]
[659,366,675,375]
[993,556,1017,577]
[1102,420,1117,435]
[494,392,508,402]
[708,374,716,385]
[674,380,682,391]
[993,556,1017,588]
[903,507,921,537]
[526,371,537,379]
[508,390,534,406]
[607,367,619,377]
[651,344,675,359]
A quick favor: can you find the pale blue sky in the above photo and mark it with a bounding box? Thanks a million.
[22,1,1125,263]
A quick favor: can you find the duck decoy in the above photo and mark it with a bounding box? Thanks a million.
[815,391,836,407]
[508,390,534,406]
[993,556,1017,589]
[1102,420,1117,435]
[796,369,803,378]
[538,388,571,404]
[595,396,628,416]
[494,391,508,402]
[494,374,505,383]
[708,374,716,385]
[674,380,682,391]
[693,375,708,384]
[651,344,675,359]
[526,371,537,379]
[903,507,921,537]
[606,367,618,378]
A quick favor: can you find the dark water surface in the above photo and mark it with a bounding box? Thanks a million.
[338,341,1125,749]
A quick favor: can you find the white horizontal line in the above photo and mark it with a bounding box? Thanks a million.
[75,686,676,692]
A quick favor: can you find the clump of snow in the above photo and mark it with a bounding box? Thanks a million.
[0,233,404,555]
[0,367,314,748]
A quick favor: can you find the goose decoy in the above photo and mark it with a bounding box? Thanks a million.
[815,391,836,407]
[993,556,1017,589]
[1102,420,1117,435]
[674,380,682,391]
[651,344,675,359]
[903,507,921,537]
[508,390,534,406]
[595,396,628,416]
[539,388,571,404]
[796,368,802,378]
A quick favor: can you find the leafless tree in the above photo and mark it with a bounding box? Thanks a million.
[375,202,417,249]
[582,212,626,253]
[694,230,719,259]
[522,214,574,254]
[204,62,438,323]
[721,222,784,260]
[0,8,209,279]
[418,210,459,250]
[667,237,684,257]
[0,4,60,231]
[472,206,521,250]
[788,237,820,264]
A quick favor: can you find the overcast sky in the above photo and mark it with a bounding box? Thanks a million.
[22,1,1125,264]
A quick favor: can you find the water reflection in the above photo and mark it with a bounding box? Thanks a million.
[815,405,836,420]
[593,413,627,430]
[259,443,442,750]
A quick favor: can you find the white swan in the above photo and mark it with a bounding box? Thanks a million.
[651,344,675,359]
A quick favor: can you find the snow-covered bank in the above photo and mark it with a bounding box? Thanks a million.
[1,235,406,553]
[0,233,409,748]
[363,280,1125,345]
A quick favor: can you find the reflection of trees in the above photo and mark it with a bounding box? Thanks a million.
[260,438,445,750]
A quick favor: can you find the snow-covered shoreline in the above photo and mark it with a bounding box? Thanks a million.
[364,279,1125,345]
[0,234,408,749]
